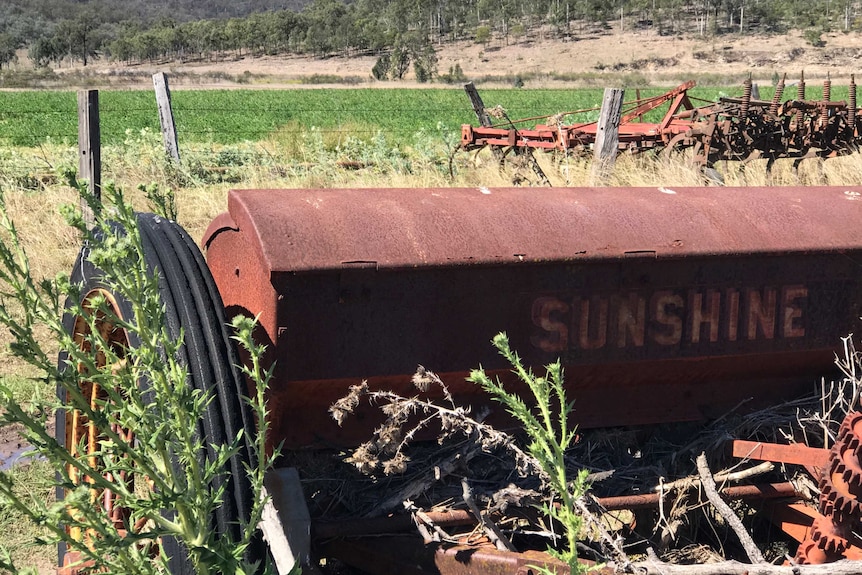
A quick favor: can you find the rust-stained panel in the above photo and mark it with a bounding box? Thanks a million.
[203,186,862,448]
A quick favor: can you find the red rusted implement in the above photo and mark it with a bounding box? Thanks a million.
[460,81,697,155]
[204,185,862,449]
[461,74,862,171]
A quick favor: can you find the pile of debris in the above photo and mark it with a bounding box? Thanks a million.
[278,339,862,574]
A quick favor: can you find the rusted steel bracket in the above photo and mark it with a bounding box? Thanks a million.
[58,552,93,575]
[731,439,829,479]
[762,500,819,544]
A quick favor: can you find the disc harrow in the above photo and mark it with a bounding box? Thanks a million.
[460,73,862,176]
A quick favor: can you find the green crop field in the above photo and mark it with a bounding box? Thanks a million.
[0,84,813,148]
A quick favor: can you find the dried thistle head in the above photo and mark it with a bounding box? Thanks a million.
[382,452,410,475]
[549,113,566,127]
[347,441,379,474]
[486,104,507,119]
[438,407,475,444]
[412,365,435,392]
[374,421,404,456]
[380,399,413,423]
[329,381,369,426]
[413,365,456,405]
[439,412,460,433]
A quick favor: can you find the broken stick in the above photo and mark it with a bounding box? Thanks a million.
[656,461,775,492]
[461,477,516,552]
[696,452,765,564]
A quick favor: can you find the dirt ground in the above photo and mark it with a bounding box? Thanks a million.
[38,27,862,89]
[0,422,30,470]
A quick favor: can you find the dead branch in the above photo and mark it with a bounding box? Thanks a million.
[404,501,455,544]
[695,452,765,564]
[368,441,481,517]
[625,559,862,574]
[462,477,516,552]
[656,461,775,492]
[575,495,633,569]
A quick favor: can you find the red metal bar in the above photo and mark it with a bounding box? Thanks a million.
[731,439,828,479]
[659,92,692,132]
[621,81,696,124]
[602,482,799,511]
[731,440,828,466]
[313,482,800,541]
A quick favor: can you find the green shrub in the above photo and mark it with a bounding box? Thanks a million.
[475,25,491,45]
[439,64,466,84]
[804,28,825,47]
[372,54,391,80]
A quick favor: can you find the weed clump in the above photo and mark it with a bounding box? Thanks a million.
[0,175,273,575]
[331,333,595,573]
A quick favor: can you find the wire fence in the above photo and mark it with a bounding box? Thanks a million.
[0,86,754,148]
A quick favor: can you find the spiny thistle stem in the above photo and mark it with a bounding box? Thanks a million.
[468,332,590,574]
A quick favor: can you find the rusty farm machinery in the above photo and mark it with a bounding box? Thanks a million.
[56,181,862,574]
[53,79,862,575]
[459,73,862,181]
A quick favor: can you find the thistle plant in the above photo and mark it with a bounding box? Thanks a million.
[468,332,590,573]
[0,176,272,575]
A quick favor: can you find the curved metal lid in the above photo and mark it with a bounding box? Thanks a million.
[203,186,862,273]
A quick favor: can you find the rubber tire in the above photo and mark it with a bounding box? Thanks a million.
[56,213,259,574]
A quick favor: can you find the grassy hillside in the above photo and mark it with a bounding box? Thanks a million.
[2,0,307,30]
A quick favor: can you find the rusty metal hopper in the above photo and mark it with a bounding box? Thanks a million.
[203,186,862,448]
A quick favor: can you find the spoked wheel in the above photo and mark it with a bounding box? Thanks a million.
[62,288,135,550]
[56,213,260,574]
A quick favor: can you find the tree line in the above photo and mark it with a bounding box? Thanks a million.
[1,0,860,79]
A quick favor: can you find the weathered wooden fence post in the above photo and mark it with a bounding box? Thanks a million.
[77,89,100,226]
[153,71,180,163]
[464,81,504,163]
[591,87,624,185]
[464,81,492,127]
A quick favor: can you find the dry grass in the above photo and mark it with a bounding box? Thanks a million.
[0,460,56,573]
